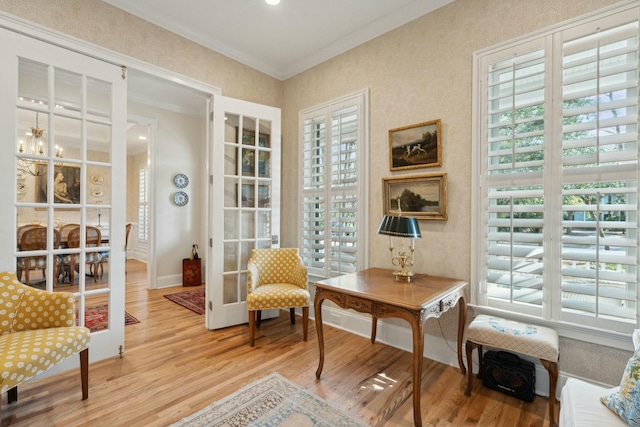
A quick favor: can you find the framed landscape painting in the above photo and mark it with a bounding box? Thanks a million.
[382,173,447,220]
[388,119,441,171]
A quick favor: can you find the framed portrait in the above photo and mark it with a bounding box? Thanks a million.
[238,127,270,147]
[388,119,441,171]
[36,163,81,204]
[241,184,255,207]
[239,129,271,178]
[382,173,447,220]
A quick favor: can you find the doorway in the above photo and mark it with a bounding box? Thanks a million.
[126,69,210,290]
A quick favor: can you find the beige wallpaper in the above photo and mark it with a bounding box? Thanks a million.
[0,0,631,384]
[0,0,282,106]
[281,0,627,383]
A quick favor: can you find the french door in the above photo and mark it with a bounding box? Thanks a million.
[208,95,281,329]
[0,28,127,362]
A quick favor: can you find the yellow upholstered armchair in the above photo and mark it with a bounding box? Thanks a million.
[246,248,310,347]
[0,271,90,411]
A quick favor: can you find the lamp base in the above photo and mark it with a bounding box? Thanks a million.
[393,270,414,282]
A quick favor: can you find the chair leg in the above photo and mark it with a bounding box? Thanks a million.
[7,387,17,404]
[249,310,256,347]
[80,348,89,400]
[290,307,295,325]
[256,310,262,327]
[302,306,309,341]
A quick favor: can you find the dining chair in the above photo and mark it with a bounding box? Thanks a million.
[16,224,43,248]
[246,248,310,347]
[17,227,60,287]
[59,223,80,248]
[59,226,102,284]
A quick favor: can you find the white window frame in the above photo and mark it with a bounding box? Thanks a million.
[298,90,369,280]
[471,2,640,350]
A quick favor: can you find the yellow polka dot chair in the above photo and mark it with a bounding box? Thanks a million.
[246,248,310,347]
[0,271,90,413]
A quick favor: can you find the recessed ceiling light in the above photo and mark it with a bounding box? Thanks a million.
[265,0,280,5]
[138,135,147,140]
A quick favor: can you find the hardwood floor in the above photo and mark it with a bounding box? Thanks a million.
[2,260,555,426]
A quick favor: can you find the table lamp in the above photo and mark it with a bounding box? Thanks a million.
[377,210,421,282]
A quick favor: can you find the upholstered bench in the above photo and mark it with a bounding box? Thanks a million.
[0,271,90,414]
[465,314,559,427]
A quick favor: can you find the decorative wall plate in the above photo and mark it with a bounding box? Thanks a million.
[90,175,104,184]
[174,173,189,188]
[17,183,27,194]
[174,191,189,206]
[16,170,26,181]
[91,187,104,197]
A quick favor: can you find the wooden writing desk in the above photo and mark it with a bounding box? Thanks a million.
[314,268,467,426]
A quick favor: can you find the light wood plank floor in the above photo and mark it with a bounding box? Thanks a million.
[2,260,555,426]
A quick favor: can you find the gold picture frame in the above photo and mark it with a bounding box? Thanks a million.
[382,173,447,220]
[389,119,441,171]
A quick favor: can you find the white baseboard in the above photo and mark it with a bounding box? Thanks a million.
[156,273,183,289]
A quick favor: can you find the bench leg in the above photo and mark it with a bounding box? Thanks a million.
[465,341,483,396]
[541,359,558,427]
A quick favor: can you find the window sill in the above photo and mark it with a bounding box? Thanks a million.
[469,304,635,352]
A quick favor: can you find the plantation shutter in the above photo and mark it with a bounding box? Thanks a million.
[559,17,639,328]
[300,93,366,278]
[475,6,640,332]
[481,41,547,317]
[301,114,327,274]
[138,166,149,243]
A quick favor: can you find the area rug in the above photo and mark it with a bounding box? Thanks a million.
[84,305,140,333]
[164,287,205,315]
[169,372,368,427]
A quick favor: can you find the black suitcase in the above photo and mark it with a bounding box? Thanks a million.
[482,350,536,402]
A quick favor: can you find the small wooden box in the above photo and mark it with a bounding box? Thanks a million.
[182,258,201,286]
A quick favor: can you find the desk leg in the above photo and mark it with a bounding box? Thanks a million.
[315,294,325,379]
[371,315,377,344]
[411,314,425,427]
[457,295,467,375]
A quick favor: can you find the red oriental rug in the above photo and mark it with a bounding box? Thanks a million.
[84,305,140,333]
[163,287,205,315]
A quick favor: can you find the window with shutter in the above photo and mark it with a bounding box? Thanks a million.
[473,5,639,335]
[138,167,148,242]
[299,91,368,278]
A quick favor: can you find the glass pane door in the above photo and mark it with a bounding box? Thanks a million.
[210,95,281,329]
[1,28,127,361]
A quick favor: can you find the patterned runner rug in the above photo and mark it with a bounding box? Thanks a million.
[169,372,367,427]
[84,305,140,333]
[163,287,205,315]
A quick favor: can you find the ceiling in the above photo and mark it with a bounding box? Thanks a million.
[102,0,454,81]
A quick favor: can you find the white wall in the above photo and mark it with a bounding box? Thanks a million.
[128,101,206,287]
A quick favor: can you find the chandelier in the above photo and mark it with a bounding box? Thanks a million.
[17,112,63,177]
